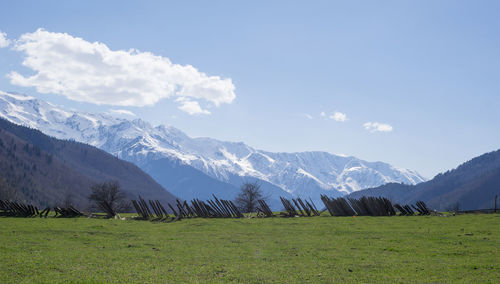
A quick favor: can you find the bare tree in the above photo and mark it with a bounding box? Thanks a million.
[88,181,131,213]
[235,181,266,213]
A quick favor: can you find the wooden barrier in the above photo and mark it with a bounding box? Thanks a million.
[321,196,430,217]
[0,200,82,218]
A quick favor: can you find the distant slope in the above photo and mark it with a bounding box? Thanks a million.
[349,149,500,210]
[0,118,177,208]
[142,158,240,201]
[142,158,294,209]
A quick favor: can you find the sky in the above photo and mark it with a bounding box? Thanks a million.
[0,1,499,178]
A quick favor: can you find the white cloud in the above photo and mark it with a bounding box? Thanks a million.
[8,29,235,115]
[304,113,313,120]
[0,31,10,48]
[109,109,136,116]
[363,122,393,133]
[329,112,347,122]
[320,112,326,117]
[176,98,211,115]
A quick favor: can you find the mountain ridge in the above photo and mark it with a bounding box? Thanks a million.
[0,91,427,204]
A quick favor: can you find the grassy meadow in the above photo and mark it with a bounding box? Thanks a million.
[0,214,499,283]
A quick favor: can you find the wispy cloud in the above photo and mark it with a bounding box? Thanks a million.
[8,29,235,115]
[329,112,347,122]
[109,109,136,117]
[363,122,393,133]
[319,111,347,122]
[0,31,10,48]
[304,113,314,120]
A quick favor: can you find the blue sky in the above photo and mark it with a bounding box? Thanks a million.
[0,1,499,178]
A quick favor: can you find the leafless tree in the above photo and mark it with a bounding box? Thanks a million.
[235,181,266,213]
[88,181,131,213]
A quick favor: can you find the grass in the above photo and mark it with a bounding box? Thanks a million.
[0,214,499,283]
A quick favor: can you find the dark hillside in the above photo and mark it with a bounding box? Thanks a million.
[349,149,500,210]
[0,118,177,208]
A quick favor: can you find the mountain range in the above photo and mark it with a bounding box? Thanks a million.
[0,91,427,207]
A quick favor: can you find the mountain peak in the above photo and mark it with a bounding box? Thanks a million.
[0,91,427,204]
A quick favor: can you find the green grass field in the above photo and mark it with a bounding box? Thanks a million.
[1,214,499,283]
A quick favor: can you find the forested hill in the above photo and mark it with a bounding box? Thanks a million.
[349,149,500,210]
[0,118,177,208]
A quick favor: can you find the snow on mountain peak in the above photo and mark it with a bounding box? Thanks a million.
[0,91,427,199]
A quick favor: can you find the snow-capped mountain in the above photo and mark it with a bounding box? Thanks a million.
[0,91,427,204]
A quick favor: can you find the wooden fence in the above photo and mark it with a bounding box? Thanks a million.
[279,197,320,217]
[0,200,83,218]
[4,195,496,221]
[131,195,243,221]
[320,195,431,216]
